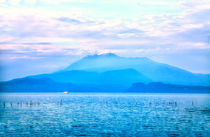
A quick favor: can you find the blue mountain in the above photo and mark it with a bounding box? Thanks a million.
[0,53,209,93]
[126,82,210,93]
[65,53,210,86]
[0,77,125,93]
[32,68,150,86]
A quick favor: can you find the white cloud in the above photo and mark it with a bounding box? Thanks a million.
[0,0,209,74]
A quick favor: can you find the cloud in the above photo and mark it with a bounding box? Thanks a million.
[57,17,83,24]
[0,0,210,79]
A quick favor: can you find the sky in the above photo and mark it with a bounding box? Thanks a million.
[0,0,210,81]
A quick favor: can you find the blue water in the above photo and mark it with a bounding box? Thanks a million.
[0,93,210,137]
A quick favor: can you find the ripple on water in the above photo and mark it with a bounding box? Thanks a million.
[0,93,209,136]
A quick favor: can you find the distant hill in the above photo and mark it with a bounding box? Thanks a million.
[0,78,209,93]
[0,78,70,93]
[126,82,210,93]
[0,53,210,93]
[0,77,126,93]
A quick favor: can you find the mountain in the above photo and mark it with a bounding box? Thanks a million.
[0,53,210,93]
[0,77,126,93]
[0,77,70,92]
[32,69,150,86]
[1,78,209,93]
[65,53,210,86]
[126,82,210,93]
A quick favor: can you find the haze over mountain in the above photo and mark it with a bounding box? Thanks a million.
[0,53,210,93]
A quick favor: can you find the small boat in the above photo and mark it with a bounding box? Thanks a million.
[64,91,69,94]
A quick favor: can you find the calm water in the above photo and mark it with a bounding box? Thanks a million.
[0,93,210,137]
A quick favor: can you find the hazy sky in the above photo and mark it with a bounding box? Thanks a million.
[0,0,210,81]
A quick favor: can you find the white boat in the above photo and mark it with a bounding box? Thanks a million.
[64,91,69,94]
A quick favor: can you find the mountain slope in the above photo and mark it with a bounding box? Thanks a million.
[65,53,210,86]
[0,53,209,93]
[0,77,127,92]
[1,78,209,93]
[126,82,210,93]
[0,77,71,92]
[31,68,151,87]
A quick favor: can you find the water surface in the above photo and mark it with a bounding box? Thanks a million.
[0,93,210,136]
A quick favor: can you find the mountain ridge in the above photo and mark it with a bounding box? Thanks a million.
[0,53,209,93]
[65,53,210,86]
[1,77,209,93]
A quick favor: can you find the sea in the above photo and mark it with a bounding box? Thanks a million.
[0,93,209,137]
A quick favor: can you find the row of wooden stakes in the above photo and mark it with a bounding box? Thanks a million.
[1,100,195,107]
